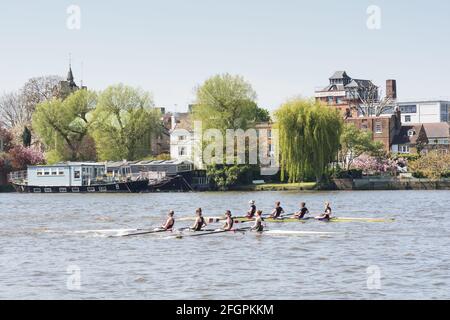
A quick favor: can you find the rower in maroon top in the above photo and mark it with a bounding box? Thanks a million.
[315,202,332,221]
[191,208,207,231]
[293,202,309,219]
[221,210,234,231]
[246,200,256,218]
[161,210,175,230]
[270,201,285,219]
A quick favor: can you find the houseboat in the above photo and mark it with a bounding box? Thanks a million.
[9,162,149,193]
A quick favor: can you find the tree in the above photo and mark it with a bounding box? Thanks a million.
[339,123,385,170]
[206,164,250,190]
[33,89,97,161]
[254,106,271,122]
[351,82,393,117]
[8,145,45,170]
[0,91,28,129]
[351,154,398,176]
[22,126,32,147]
[91,84,162,161]
[193,73,258,132]
[275,98,343,183]
[0,126,14,152]
[409,151,450,180]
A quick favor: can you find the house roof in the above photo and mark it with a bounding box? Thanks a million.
[422,123,450,139]
[329,71,349,79]
[172,112,193,132]
[392,124,426,145]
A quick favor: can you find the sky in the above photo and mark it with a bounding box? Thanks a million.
[0,0,449,112]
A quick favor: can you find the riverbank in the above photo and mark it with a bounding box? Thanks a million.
[334,177,450,190]
[232,182,317,191]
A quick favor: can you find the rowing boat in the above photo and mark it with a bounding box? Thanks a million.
[179,215,394,223]
[234,217,395,223]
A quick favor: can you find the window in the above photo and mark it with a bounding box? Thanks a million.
[407,129,415,137]
[399,145,410,153]
[44,170,50,176]
[327,97,334,105]
[72,187,80,193]
[375,122,382,134]
[87,187,96,192]
[178,146,187,156]
[74,170,81,179]
[178,135,186,141]
[404,115,411,123]
[400,105,417,113]
[37,170,44,176]
[0,138,3,152]
[59,188,67,193]
[52,170,57,176]
[44,188,52,193]
[336,98,342,104]
[33,188,41,193]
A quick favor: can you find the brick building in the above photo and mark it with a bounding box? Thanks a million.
[345,111,402,153]
[315,71,379,117]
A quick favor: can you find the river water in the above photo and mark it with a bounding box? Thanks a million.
[0,190,449,299]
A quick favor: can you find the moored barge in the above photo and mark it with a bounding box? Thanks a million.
[9,162,149,193]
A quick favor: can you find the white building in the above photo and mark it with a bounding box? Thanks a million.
[169,113,203,169]
[396,100,450,124]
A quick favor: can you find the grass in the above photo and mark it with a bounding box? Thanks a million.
[232,182,317,191]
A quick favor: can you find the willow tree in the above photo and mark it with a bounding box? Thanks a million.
[275,98,343,183]
[91,84,162,161]
[32,89,97,162]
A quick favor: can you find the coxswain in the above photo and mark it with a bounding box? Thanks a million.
[251,210,264,232]
[315,202,332,221]
[293,202,309,219]
[221,210,234,231]
[191,208,207,231]
[246,200,257,218]
[160,210,175,230]
[270,201,285,219]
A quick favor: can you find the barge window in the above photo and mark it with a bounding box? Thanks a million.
[74,170,81,179]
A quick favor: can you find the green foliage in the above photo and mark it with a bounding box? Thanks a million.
[334,168,363,179]
[91,84,162,161]
[254,106,271,122]
[408,151,450,180]
[32,89,97,161]
[193,73,258,132]
[22,126,32,147]
[275,98,343,183]
[207,164,251,190]
[391,153,420,162]
[339,123,385,169]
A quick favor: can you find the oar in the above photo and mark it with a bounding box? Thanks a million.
[177,227,251,238]
[116,228,170,237]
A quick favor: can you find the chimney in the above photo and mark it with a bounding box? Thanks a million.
[386,80,397,100]
[171,113,177,131]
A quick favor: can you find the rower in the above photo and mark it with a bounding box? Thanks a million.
[191,208,207,231]
[270,201,285,219]
[293,202,309,219]
[161,210,175,230]
[251,210,264,232]
[246,200,256,218]
[221,210,234,231]
[315,202,332,221]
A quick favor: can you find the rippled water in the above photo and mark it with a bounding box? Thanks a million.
[0,190,449,299]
